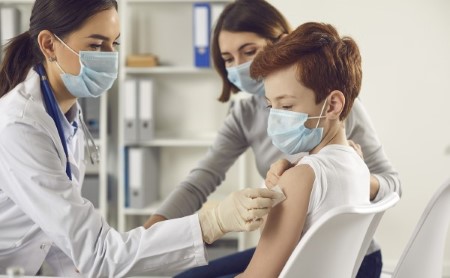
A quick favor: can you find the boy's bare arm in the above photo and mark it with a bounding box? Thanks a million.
[238,164,315,278]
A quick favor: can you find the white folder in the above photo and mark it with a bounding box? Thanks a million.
[0,7,21,49]
[123,79,138,143]
[138,79,154,142]
[127,148,159,209]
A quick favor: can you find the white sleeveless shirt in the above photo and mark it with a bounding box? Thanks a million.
[299,144,371,233]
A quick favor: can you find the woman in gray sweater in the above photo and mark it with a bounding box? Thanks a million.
[146,1,401,277]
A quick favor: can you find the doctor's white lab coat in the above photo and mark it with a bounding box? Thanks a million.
[0,69,207,277]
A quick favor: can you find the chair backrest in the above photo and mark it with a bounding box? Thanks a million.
[279,192,400,278]
[392,176,450,278]
[351,193,399,278]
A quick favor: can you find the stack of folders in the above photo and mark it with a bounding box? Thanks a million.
[0,6,21,58]
[125,147,159,209]
[79,98,101,139]
[193,2,226,68]
[123,78,154,144]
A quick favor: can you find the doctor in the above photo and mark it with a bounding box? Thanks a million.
[0,0,283,276]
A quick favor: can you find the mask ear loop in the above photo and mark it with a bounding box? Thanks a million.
[308,99,328,128]
[54,34,80,57]
[53,34,83,74]
[315,99,328,128]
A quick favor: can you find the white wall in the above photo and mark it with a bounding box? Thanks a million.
[268,0,450,274]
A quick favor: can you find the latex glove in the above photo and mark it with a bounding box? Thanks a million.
[265,159,293,189]
[198,188,284,244]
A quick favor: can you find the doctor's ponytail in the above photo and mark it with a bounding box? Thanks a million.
[0,31,39,98]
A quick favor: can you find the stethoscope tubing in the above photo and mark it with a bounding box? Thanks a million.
[35,63,72,180]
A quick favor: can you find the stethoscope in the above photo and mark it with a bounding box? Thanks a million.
[35,63,99,181]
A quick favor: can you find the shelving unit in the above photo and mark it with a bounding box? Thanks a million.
[0,0,109,219]
[116,0,257,253]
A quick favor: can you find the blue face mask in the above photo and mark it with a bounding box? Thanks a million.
[267,100,327,154]
[54,35,118,98]
[226,60,265,96]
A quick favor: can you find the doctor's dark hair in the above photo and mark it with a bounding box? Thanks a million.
[211,0,291,102]
[250,22,362,120]
[0,0,118,98]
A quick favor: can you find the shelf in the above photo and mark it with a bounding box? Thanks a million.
[0,0,34,3]
[124,201,162,215]
[128,0,228,3]
[124,66,215,75]
[126,131,216,147]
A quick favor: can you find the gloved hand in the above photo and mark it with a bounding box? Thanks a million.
[198,188,284,244]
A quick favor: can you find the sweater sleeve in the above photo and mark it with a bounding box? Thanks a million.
[155,99,250,219]
[345,98,402,202]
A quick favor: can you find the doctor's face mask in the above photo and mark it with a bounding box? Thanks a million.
[54,34,118,98]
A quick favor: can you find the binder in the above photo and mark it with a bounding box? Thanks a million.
[81,97,101,139]
[193,3,211,68]
[126,147,159,208]
[138,79,154,142]
[0,7,21,51]
[123,79,138,143]
[210,3,226,29]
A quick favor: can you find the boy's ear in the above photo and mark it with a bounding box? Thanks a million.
[326,90,345,120]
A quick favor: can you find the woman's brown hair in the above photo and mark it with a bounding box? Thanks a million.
[211,0,291,102]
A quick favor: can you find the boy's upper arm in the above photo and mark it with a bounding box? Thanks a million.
[242,164,315,277]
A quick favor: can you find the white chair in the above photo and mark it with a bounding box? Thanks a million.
[279,192,400,278]
[383,176,450,278]
[351,192,401,278]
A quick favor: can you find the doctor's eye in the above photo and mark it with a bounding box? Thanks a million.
[89,44,102,51]
[281,105,293,110]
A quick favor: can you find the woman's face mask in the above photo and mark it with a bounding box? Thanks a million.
[226,60,265,96]
[54,34,118,98]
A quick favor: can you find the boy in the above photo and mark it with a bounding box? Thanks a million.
[238,22,370,277]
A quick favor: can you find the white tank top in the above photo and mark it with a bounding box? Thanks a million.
[299,144,371,233]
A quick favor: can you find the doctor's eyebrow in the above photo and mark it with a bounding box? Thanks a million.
[85,33,121,41]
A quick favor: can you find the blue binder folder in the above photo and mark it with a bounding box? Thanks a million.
[193,3,211,68]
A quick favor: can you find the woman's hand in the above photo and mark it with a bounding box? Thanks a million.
[265,159,293,189]
[348,139,363,159]
[348,139,380,200]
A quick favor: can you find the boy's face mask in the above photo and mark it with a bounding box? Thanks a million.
[54,34,118,98]
[267,100,327,154]
[226,60,265,96]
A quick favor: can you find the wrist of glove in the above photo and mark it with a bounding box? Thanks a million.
[198,188,285,244]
